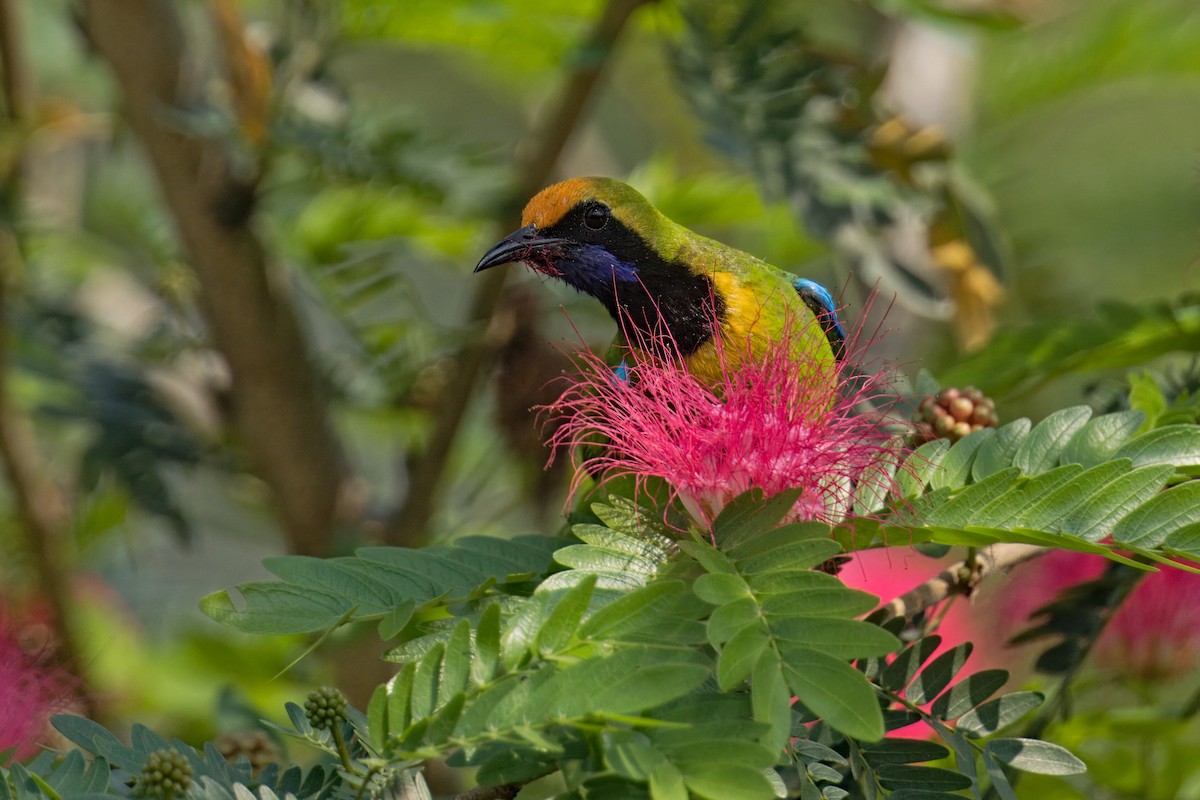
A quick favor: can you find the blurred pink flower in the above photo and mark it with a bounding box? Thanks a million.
[546,305,902,529]
[840,547,1003,738]
[0,622,73,761]
[1005,550,1200,679]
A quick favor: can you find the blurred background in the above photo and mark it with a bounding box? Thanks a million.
[1,0,1198,795]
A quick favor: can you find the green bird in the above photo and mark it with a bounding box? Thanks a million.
[474,177,845,390]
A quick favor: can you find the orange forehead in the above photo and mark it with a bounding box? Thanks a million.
[521,177,598,229]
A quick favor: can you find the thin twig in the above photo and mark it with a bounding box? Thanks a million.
[0,0,98,719]
[82,0,348,556]
[878,543,1047,620]
[385,0,657,546]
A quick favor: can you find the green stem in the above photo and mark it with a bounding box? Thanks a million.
[331,723,360,776]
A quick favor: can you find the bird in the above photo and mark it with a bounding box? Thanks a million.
[475,177,846,389]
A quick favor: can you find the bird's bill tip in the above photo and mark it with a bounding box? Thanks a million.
[475,224,566,273]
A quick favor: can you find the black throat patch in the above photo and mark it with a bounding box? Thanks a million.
[542,203,727,356]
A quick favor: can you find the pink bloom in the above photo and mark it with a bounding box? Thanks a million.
[1003,550,1200,679]
[545,303,903,529]
[841,547,1005,738]
[0,621,73,762]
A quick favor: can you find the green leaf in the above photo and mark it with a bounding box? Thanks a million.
[1012,406,1092,474]
[682,764,777,800]
[605,732,668,781]
[593,496,673,542]
[358,548,488,594]
[425,692,466,745]
[573,524,674,560]
[1127,373,1166,430]
[930,669,1009,721]
[1166,521,1200,556]
[1060,410,1145,467]
[545,648,711,720]
[1114,424,1200,471]
[759,585,879,619]
[772,619,900,660]
[555,544,662,576]
[475,749,560,787]
[456,534,566,577]
[387,666,414,733]
[854,440,905,515]
[793,740,847,766]
[897,440,951,498]
[1013,459,1130,530]
[931,428,993,491]
[713,487,804,547]
[905,643,972,706]
[955,691,1044,739]
[859,739,950,765]
[783,649,884,742]
[473,603,501,685]
[972,419,1032,480]
[876,765,973,791]
[882,709,922,731]
[1110,481,1200,547]
[51,715,138,770]
[727,523,836,560]
[671,740,777,770]
[736,539,843,576]
[707,598,762,646]
[200,584,352,634]
[935,725,980,796]
[752,649,791,754]
[879,636,942,692]
[580,580,687,641]
[377,599,415,640]
[695,573,752,605]
[718,625,771,689]
[679,540,740,575]
[409,643,444,720]
[501,592,553,667]
[924,469,1020,528]
[983,739,1086,775]
[452,676,523,741]
[981,751,1021,800]
[536,575,596,655]
[1058,464,1174,541]
[650,762,689,800]
[367,685,388,749]
[264,556,405,616]
[968,465,1083,529]
[440,620,473,704]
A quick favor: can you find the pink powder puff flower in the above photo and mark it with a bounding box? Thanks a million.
[0,620,74,762]
[1003,550,1200,680]
[545,300,904,530]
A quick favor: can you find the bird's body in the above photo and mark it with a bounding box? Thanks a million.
[476,177,844,389]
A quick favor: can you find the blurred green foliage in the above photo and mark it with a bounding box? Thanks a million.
[1,0,1199,797]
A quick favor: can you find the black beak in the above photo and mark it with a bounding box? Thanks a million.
[474,224,567,273]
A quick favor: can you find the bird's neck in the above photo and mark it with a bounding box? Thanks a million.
[596,265,726,358]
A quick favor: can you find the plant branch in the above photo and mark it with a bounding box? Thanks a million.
[384,0,656,546]
[0,0,98,719]
[878,543,1046,620]
[81,0,348,555]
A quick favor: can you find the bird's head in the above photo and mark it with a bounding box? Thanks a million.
[475,177,674,301]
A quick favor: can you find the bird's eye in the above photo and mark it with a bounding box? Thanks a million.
[583,204,610,231]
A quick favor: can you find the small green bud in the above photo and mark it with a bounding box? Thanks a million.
[304,686,348,731]
[134,748,193,798]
